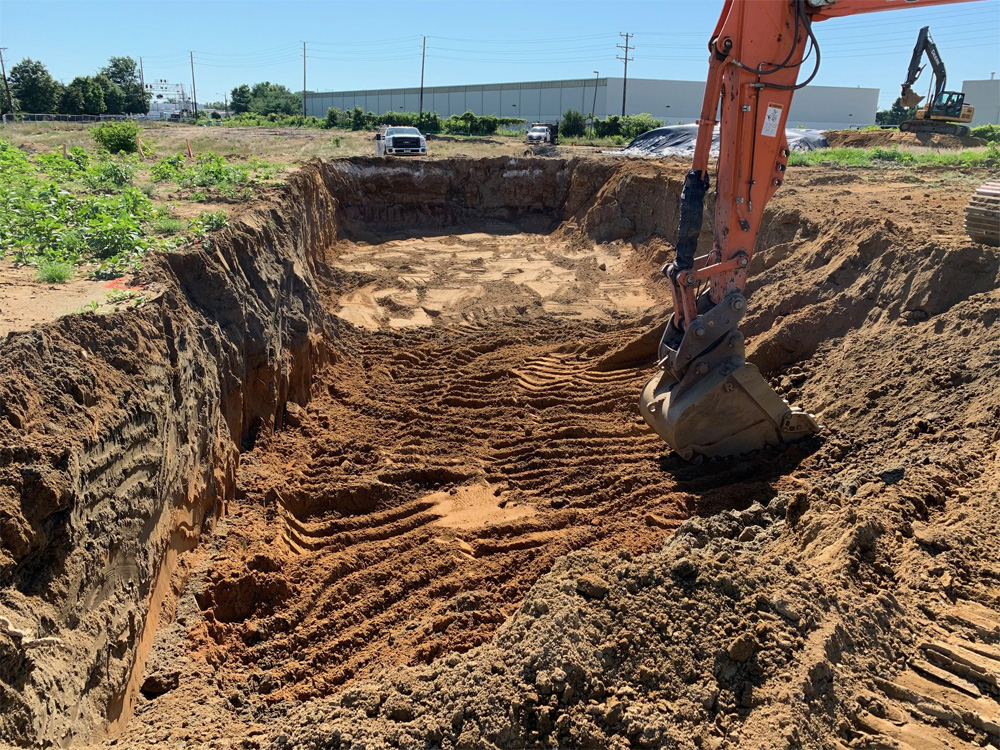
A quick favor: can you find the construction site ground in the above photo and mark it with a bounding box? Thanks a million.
[0,129,998,750]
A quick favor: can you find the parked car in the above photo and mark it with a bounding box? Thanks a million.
[376,126,427,156]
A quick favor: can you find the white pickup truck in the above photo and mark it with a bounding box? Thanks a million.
[375,126,427,156]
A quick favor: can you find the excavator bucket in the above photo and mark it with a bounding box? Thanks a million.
[899,87,924,109]
[639,361,819,461]
[638,294,819,461]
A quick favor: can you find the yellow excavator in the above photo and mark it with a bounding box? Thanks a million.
[639,0,995,462]
[897,26,975,137]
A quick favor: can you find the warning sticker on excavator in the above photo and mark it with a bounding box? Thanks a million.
[761,104,783,137]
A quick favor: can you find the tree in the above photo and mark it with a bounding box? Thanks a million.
[248,81,299,115]
[100,56,139,88]
[875,99,917,126]
[230,84,252,114]
[93,74,125,114]
[61,76,105,115]
[560,109,586,138]
[9,58,61,113]
[100,57,149,114]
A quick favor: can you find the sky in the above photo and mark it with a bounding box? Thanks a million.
[1,0,998,111]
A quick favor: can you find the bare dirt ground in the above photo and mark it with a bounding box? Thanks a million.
[0,260,109,336]
[65,158,999,750]
[824,129,986,150]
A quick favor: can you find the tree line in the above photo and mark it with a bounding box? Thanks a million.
[1,57,150,116]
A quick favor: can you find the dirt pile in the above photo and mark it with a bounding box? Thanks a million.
[823,129,986,150]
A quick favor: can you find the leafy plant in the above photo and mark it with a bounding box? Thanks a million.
[190,209,229,233]
[84,157,135,191]
[36,260,74,283]
[91,120,141,154]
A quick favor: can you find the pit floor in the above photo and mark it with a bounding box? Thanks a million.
[120,225,806,745]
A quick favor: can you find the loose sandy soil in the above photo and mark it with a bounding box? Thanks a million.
[75,160,998,750]
[823,129,987,150]
[1,136,998,750]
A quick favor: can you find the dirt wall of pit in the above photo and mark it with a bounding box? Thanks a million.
[0,156,693,747]
[0,165,342,745]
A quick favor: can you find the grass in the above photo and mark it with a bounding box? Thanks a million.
[36,260,74,284]
[788,144,997,168]
[152,216,186,235]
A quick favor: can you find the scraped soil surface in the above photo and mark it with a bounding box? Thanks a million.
[823,129,986,150]
[52,159,1000,749]
[0,260,117,336]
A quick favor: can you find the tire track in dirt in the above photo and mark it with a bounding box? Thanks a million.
[184,316,798,709]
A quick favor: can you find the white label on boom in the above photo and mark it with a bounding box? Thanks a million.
[761,104,782,137]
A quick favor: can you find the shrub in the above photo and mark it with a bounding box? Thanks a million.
[970,124,1000,141]
[91,120,141,154]
[85,157,135,191]
[560,109,586,137]
[36,260,74,283]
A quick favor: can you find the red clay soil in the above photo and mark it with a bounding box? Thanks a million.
[98,160,1000,750]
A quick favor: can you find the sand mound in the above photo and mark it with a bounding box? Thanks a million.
[824,129,986,150]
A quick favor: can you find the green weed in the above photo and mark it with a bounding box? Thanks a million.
[152,216,185,235]
[788,145,993,168]
[36,260,74,283]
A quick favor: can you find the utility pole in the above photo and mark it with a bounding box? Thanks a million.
[138,56,146,118]
[189,51,198,116]
[0,48,13,116]
[617,32,633,118]
[419,36,427,117]
[591,70,599,135]
[224,92,229,118]
[302,41,307,117]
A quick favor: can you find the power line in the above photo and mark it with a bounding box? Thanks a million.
[617,32,633,117]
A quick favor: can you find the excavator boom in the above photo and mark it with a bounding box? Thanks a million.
[899,26,948,107]
[640,0,983,461]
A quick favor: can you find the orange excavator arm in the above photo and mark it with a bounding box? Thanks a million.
[640,0,983,461]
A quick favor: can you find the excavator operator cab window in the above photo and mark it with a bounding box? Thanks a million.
[932,91,965,117]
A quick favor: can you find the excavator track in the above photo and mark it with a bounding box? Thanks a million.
[965,181,1000,247]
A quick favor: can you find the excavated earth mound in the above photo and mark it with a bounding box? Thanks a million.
[823,129,987,150]
[0,156,998,750]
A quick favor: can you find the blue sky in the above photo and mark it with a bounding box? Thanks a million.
[1,0,998,110]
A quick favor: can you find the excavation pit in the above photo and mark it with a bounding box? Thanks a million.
[1,156,998,749]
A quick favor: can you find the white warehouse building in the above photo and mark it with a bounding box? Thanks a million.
[305,76,880,130]
[962,79,1000,126]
